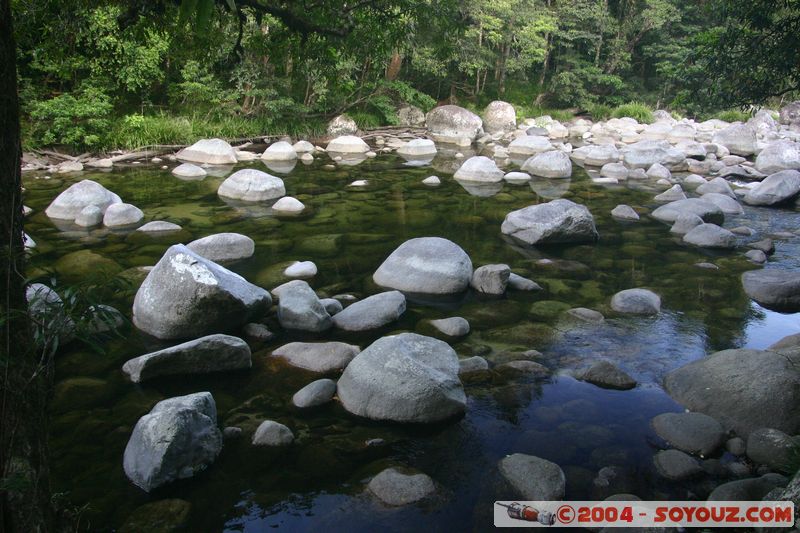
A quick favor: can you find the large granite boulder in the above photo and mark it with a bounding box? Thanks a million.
[398,106,426,127]
[218,169,285,202]
[742,269,800,312]
[337,333,466,423]
[132,245,271,340]
[521,150,572,178]
[122,334,251,383]
[743,170,800,206]
[425,105,483,141]
[177,138,237,165]
[664,347,800,436]
[501,199,598,246]
[712,124,757,156]
[779,101,800,126]
[373,237,473,295]
[123,392,222,492]
[45,179,122,221]
[327,114,358,136]
[453,156,504,182]
[755,141,800,174]
[482,101,516,134]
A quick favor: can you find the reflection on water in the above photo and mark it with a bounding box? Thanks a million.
[21,152,800,531]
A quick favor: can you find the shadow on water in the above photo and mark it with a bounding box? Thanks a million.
[22,153,800,530]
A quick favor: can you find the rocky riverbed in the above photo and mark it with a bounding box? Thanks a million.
[22,103,800,531]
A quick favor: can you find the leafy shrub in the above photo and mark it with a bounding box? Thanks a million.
[28,86,113,148]
[714,109,751,123]
[587,103,613,121]
[612,102,654,124]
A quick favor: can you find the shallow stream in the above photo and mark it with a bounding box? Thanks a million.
[23,150,800,531]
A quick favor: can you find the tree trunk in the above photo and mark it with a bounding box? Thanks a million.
[0,0,55,530]
[499,42,510,95]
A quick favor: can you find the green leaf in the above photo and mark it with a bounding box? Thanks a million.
[225,0,236,12]
[195,0,215,32]
[178,0,199,25]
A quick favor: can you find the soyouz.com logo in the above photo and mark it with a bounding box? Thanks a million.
[494,501,795,528]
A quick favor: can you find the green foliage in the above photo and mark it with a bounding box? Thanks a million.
[28,85,113,148]
[612,102,654,124]
[682,0,800,109]
[519,106,574,123]
[587,103,613,121]
[712,109,751,123]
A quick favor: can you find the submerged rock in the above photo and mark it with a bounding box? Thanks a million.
[501,199,598,246]
[122,334,251,383]
[337,333,465,423]
[575,361,636,390]
[123,392,222,492]
[367,468,436,506]
[498,453,565,500]
[610,288,660,315]
[652,412,724,457]
[653,449,702,481]
[132,245,271,340]
[373,237,473,295]
[611,205,639,221]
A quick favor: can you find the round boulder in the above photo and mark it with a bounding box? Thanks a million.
[218,169,285,202]
[501,199,598,246]
[337,333,466,423]
[373,237,473,295]
[610,288,661,315]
